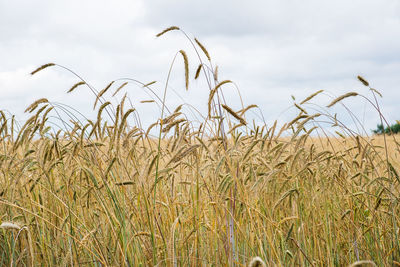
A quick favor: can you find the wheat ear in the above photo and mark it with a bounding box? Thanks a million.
[156,26,180,37]
[94,81,114,109]
[112,82,128,96]
[143,81,157,87]
[208,80,232,117]
[300,90,324,105]
[194,64,202,79]
[327,92,358,108]
[30,63,55,75]
[179,50,189,90]
[68,81,85,93]
[222,104,247,125]
[194,38,211,61]
[24,98,49,113]
[357,75,369,87]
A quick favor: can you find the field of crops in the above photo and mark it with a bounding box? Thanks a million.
[1,27,399,266]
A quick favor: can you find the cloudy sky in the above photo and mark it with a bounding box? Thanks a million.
[1,0,399,134]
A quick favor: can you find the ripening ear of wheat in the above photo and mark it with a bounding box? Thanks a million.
[357,75,369,87]
[195,38,211,61]
[94,81,114,109]
[30,63,55,75]
[67,81,86,93]
[327,92,358,107]
[113,82,129,96]
[24,98,48,113]
[179,50,189,90]
[222,104,247,125]
[156,26,180,37]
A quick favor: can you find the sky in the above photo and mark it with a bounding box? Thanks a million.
[1,0,399,134]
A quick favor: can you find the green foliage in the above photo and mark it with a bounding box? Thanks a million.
[373,122,400,135]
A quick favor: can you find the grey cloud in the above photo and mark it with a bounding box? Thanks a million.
[143,0,400,38]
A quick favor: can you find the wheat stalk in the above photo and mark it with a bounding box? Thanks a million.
[67,81,86,93]
[30,63,55,75]
[174,105,183,113]
[146,122,158,137]
[370,87,382,97]
[194,64,202,79]
[24,98,49,113]
[228,123,245,134]
[156,26,180,37]
[194,38,211,61]
[300,89,324,105]
[162,119,185,133]
[294,103,307,114]
[112,82,128,97]
[179,50,189,90]
[238,104,258,116]
[94,81,114,109]
[163,112,182,125]
[143,81,157,87]
[327,92,358,108]
[97,101,111,124]
[287,114,308,128]
[214,65,219,81]
[120,93,127,116]
[169,144,200,164]
[119,108,136,135]
[222,104,247,125]
[208,80,232,117]
[357,75,369,87]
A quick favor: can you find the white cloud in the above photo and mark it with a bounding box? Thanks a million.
[0,0,399,133]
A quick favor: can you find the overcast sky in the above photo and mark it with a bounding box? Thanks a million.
[1,0,399,134]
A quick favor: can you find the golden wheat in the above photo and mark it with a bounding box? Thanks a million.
[179,50,189,90]
[195,37,211,61]
[24,98,48,113]
[222,104,247,125]
[30,63,55,75]
[357,75,369,87]
[112,81,129,96]
[67,81,86,93]
[300,89,324,105]
[194,64,202,79]
[327,92,358,107]
[94,81,114,109]
[156,26,180,37]
[1,28,398,267]
[143,81,157,87]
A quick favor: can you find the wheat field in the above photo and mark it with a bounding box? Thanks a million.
[1,27,399,267]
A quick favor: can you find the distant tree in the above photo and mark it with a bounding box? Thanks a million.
[373,124,384,134]
[389,123,400,134]
[373,122,400,135]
